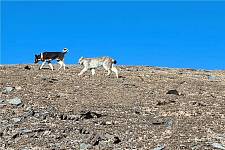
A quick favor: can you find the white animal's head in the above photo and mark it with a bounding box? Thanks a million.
[78,57,84,65]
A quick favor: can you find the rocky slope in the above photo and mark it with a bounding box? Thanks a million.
[0,64,225,150]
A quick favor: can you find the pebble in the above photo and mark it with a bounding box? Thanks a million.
[12,117,21,123]
[79,143,91,150]
[7,97,22,106]
[153,144,165,150]
[15,86,22,90]
[166,90,179,95]
[2,87,14,94]
[211,143,225,150]
[0,99,4,103]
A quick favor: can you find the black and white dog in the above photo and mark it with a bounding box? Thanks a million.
[34,48,68,70]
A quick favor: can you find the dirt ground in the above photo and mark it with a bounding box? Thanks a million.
[0,64,225,150]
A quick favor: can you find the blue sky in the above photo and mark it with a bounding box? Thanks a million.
[1,1,225,69]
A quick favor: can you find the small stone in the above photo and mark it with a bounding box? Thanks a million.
[0,104,7,108]
[106,121,113,125]
[0,99,4,103]
[12,117,21,123]
[105,133,114,141]
[79,143,91,150]
[2,87,14,94]
[24,65,31,70]
[164,119,173,128]
[14,86,22,90]
[166,90,179,95]
[7,97,22,106]
[208,75,217,80]
[153,144,165,150]
[80,111,102,119]
[211,143,225,150]
[87,133,102,146]
[113,136,121,144]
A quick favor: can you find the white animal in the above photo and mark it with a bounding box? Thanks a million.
[78,56,119,78]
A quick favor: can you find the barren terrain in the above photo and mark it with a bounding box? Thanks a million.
[0,64,225,150]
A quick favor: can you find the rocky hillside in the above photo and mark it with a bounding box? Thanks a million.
[0,64,225,150]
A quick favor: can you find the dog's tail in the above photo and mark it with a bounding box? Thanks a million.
[112,59,117,64]
[62,48,68,54]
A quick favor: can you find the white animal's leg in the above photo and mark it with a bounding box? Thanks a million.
[103,63,111,76]
[48,62,54,71]
[78,67,88,76]
[111,66,119,78]
[91,69,95,75]
[58,60,63,70]
[107,69,112,76]
[39,61,46,69]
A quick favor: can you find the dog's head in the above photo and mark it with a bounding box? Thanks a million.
[34,54,41,64]
[78,57,84,65]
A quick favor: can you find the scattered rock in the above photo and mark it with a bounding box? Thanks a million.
[41,77,58,83]
[87,133,102,146]
[0,103,7,108]
[1,65,225,149]
[24,65,31,70]
[14,86,22,90]
[59,114,79,120]
[105,133,114,141]
[134,110,141,114]
[191,101,206,107]
[156,100,176,105]
[123,83,137,88]
[152,119,165,125]
[24,108,35,117]
[153,144,165,150]
[166,90,179,95]
[152,118,173,128]
[211,143,225,150]
[80,111,102,119]
[12,117,21,123]
[2,87,14,94]
[0,99,4,103]
[49,78,58,83]
[164,119,173,128]
[79,128,90,134]
[101,120,114,125]
[113,136,121,144]
[79,143,92,150]
[208,75,219,80]
[7,97,22,106]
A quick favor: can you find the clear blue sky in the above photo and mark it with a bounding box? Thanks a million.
[1,1,225,70]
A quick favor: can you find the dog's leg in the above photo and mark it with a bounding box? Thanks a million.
[58,60,63,70]
[91,69,95,75]
[63,61,66,70]
[111,66,119,78]
[78,67,88,76]
[48,61,54,71]
[39,61,46,70]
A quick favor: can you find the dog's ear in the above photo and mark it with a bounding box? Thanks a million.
[35,54,37,58]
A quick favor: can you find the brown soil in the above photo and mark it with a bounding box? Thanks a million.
[0,64,225,150]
